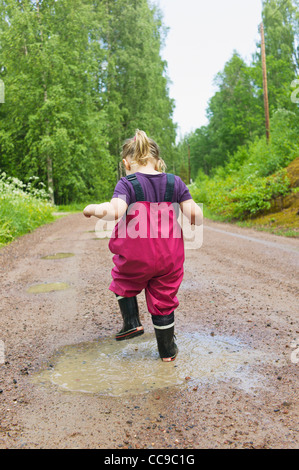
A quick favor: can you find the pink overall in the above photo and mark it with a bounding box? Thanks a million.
[109,174,185,317]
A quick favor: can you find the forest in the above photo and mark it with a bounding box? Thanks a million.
[176,0,299,177]
[0,0,298,244]
[0,0,176,206]
[176,0,299,230]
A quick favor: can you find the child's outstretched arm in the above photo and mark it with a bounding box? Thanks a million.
[180,199,203,226]
[83,198,128,221]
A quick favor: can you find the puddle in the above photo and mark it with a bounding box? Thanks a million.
[27,282,70,294]
[41,253,75,260]
[32,332,267,396]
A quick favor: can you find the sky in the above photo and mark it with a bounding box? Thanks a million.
[155,0,263,138]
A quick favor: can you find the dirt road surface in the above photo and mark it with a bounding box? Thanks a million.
[0,213,298,449]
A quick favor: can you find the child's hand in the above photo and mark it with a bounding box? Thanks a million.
[83,205,94,218]
[83,200,127,220]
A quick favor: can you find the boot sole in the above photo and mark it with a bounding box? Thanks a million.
[115,327,144,341]
[161,350,178,362]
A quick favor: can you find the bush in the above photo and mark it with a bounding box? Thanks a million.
[0,173,54,245]
[190,170,290,221]
[189,110,297,221]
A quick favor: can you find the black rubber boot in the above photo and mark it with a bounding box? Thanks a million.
[115,295,144,341]
[152,312,178,362]
[154,326,178,362]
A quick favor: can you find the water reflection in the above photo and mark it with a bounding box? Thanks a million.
[32,332,266,396]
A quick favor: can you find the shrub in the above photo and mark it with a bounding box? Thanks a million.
[189,110,297,221]
[0,173,54,245]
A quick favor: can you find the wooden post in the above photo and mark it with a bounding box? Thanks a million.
[188,143,191,184]
[259,22,270,143]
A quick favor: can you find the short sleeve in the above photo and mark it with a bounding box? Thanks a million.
[112,177,135,205]
[175,176,192,203]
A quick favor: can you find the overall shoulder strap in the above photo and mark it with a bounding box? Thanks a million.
[125,174,145,201]
[164,173,175,202]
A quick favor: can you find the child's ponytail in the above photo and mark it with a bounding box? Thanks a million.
[155,158,166,173]
[148,138,166,173]
[133,129,150,165]
[121,129,166,172]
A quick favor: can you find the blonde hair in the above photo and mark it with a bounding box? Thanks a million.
[122,129,166,173]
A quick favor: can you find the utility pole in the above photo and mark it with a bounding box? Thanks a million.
[259,22,270,143]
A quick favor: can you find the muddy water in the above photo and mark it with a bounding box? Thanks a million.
[33,332,267,396]
[41,253,75,260]
[27,282,70,294]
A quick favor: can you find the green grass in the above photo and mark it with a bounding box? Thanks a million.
[0,170,107,247]
[0,174,55,246]
[0,194,55,246]
[0,172,105,246]
[201,203,298,238]
[237,221,299,238]
[200,205,227,223]
[55,202,88,213]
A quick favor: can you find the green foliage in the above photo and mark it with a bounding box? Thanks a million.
[102,0,176,167]
[258,0,298,111]
[190,170,291,221]
[178,0,299,179]
[0,173,54,245]
[182,0,299,222]
[55,203,88,213]
[189,110,298,220]
[0,0,175,205]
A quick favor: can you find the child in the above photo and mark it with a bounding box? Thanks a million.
[83,130,202,362]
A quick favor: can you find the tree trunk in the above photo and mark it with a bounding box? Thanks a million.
[36,0,55,205]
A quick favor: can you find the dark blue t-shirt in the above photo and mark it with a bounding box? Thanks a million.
[112,172,192,205]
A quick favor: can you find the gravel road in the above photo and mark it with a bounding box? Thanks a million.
[0,213,298,449]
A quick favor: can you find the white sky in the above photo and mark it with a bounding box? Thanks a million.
[155,0,263,138]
